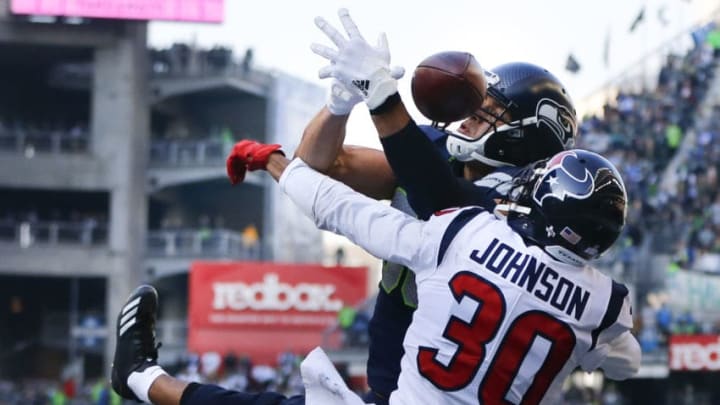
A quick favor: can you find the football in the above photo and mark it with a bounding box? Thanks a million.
[411,51,488,123]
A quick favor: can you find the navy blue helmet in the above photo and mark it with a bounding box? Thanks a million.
[504,149,627,266]
[446,62,578,168]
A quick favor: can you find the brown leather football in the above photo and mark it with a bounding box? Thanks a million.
[411,51,487,123]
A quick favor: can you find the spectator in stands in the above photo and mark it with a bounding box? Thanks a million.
[708,26,720,57]
[170,43,191,74]
[68,122,87,151]
[213,215,225,229]
[220,126,235,154]
[176,354,203,383]
[638,325,660,353]
[336,304,356,346]
[200,352,222,382]
[348,310,370,347]
[674,310,699,335]
[50,385,67,405]
[656,303,673,339]
[242,48,254,75]
[219,354,254,393]
[334,246,345,265]
[150,48,172,74]
[91,379,122,405]
[250,364,277,392]
[81,215,98,245]
[207,46,233,72]
[241,224,260,258]
[275,351,303,396]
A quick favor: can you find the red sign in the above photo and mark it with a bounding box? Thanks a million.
[669,335,720,371]
[11,0,224,23]
[189,261,368,364]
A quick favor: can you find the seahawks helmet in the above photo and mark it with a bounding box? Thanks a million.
[504,149,627,266]
[446,62,577,167]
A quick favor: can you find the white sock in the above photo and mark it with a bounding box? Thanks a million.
[127,365,168,404]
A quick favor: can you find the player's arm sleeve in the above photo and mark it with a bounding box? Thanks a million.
[180,382,293,405]
[381,121,484,218]
[598,331,641,380]
[279,158,439,273]
[580,292,640,380]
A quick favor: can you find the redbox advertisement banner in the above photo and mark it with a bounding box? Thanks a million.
[11,0,224,23]
[669,335,720,371]
[189,261,368,364]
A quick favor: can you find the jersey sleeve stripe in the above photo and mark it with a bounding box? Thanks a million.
[589,281,629,350]
[437,207,484,267]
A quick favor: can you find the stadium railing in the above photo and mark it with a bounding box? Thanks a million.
[146,228,258,259]
[0,219,107,246]
[0,130,89,154]
[149,138,232,168]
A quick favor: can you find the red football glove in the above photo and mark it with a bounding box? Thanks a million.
[226,140,285,185]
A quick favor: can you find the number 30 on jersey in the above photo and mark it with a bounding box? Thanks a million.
[417,272,576,404]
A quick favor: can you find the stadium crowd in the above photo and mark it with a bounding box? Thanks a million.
[0,351,307,405]
[578,41,718,266]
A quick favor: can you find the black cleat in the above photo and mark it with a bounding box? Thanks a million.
[111,285,162,401]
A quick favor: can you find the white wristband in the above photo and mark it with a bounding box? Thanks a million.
[363,69,398,110]
[127,365,168,403]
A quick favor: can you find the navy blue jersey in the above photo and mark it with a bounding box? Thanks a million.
[364,124,525,402]
[384,124,527,220]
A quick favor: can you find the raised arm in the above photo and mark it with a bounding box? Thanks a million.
[310,9,487,217]
[279,158,436,269]
[227,141,440,271]
[295,107,397,200]
[294,107,350,173]
[294,51,404,200]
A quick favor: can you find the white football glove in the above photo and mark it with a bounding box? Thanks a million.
[326,79,362,116]
[311,8,405,110]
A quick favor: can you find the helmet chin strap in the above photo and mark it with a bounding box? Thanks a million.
[447,129,510,166]
[445,132,482,162]
[494,202,531,218]
[543,245,588,267]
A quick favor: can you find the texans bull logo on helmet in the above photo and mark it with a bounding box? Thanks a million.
[532,150,594,206]
[536,98,576,148]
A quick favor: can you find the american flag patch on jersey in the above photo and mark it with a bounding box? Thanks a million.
[560,226,582,245]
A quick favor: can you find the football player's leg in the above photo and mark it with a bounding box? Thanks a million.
[111,285,170,403]
[364,267,415,404]
[179,382,303,405]
[111,285,304,405]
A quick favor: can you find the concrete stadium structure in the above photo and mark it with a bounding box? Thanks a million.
[0,1,324,377]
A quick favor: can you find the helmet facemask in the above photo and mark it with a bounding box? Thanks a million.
[491,161,543,219]
[445,63,578,168]
[445,75,518,166]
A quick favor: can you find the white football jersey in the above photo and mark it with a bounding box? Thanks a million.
[280,159,637,405]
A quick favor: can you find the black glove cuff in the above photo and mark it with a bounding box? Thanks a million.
[370,92,401,115]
